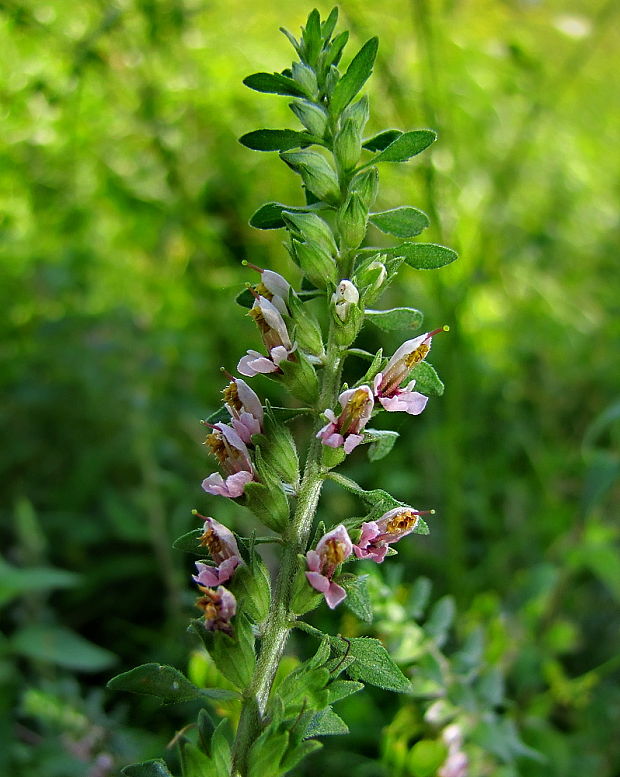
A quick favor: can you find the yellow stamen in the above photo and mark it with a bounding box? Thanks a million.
[205,431,227,464]
[222,381,242,413]
[199,527,223,558]
[404,343,430,369]
[324,538,348,566]
[386,510,419,534]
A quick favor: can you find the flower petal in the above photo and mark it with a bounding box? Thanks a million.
[325,581,347,609]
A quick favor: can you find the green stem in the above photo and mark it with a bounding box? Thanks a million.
[231,329,345,775]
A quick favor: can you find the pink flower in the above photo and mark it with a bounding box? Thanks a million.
[353,506,428,562]
[223,378,263,444]
[305,525,353,609]
[192,516,243,586]
[238,296,295,377]
[202,422,255,498]
[195,585,237,634]
[245,263,291,315]
[373,327,447,414]
[317,385,374,454]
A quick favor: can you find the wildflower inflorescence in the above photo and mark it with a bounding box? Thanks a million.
[109,9,458,776]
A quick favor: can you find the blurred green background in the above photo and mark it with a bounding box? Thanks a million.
[1,0,619,775]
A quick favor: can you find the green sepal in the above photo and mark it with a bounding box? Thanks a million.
[232,546,271,623]
[349,166,378,209]
[336,192,368,250]
[362,129,402,151]
[243,72,307,97]
[352,348,386,387]
[321,444,346,470]
[287,292,325,356]
[197,709,216,755]
[289,100,328,137]
[291,559,323,615]
[291,62,318,99]
[280,151,340,205]
[329,37,379,117]
[363,429,399,461]
[289,238,338,288]
[409,360,444,396]
[252,404,300,485]
[247,731,290,777]
[338,574,373,622]
[239,129,315,152]
[106,663,239,704]
[243,480,290,534]
[274,664,331,716]
[365,306,424,332]
[334,117,362,172]
[369,129,436,163]
[305,707,349,737]
[279,351,319,405]
[388,242,458,269]
[191,614,256,690]
[329,636,412,692]
[370,206,430,238]
[282,210,338,256]
[121,760,175,777]
[341,95,370,135]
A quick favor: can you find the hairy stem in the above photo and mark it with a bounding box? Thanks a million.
[231,329,345,775]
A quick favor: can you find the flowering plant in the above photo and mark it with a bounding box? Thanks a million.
[108,8,459,776]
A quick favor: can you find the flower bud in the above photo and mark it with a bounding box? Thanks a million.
[289,100,328,138]
[291,238,338,288]
[291,62,318,99]
[350,167,379,210]
[337,192,368,250]
[282,210,338,257]
[342,95,370,134]
[331,279,363,345]
[232,549,271,623]
[334,117,362,172]
[354,256,388,301]
[324,65,339,98]
[280,151,340,204]
[287,292,325,357]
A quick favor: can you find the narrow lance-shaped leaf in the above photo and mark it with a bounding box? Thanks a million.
[243,72,307,97]
[369,129,437,163]
[239,129,315,152]
[329,37,379,116]
[370,207,430,238]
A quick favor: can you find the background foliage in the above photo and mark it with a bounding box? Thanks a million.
[1,0,619,775]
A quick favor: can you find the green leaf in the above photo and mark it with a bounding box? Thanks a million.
[408,739,448,777]
[424,595,455,646]
[121,760,175,777]
[11,624,116,672]
[409,361,444,396]
[172,528,203,554]
[280,740,323,773]
[243,72,306,97]
[327,679,364,704]
[211,719,233,777]
[332,636,411,692]
[391,242,457,270]
[211,615,256,690]
[352,348,386,387]
[339,574,373,622]
[248,731,289,777]
[408,576,432,619]
[370,207,430,238]
[239,129,314,152]
[370,130,436,163]
[0,560,79,607]
[243,480,290,533]
[321,7,339,41]
[106,663,238,703]
[181,743,214,777]
[305,707,349,737]
[365,307,424,332]
[363,429,399,461]
[362,129,402,151]
[249,202,307,230]
[323,30,349,70]
[329,37,379,116]
[303,9,321,66]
